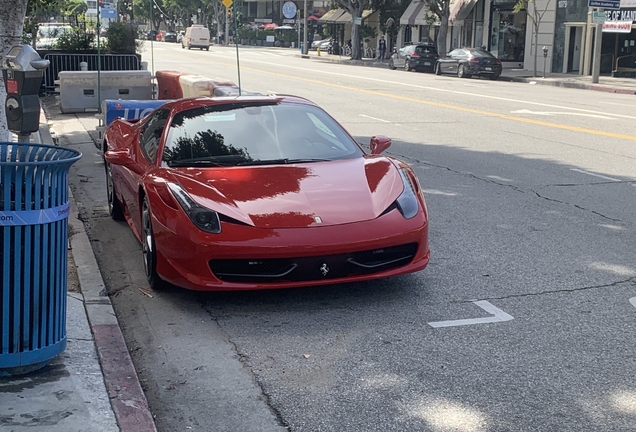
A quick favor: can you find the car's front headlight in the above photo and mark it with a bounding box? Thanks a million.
[167,182,221,233]
[395,168,419,219]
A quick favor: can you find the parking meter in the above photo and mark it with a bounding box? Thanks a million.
[2,44,50,140]
[542,46,549,78]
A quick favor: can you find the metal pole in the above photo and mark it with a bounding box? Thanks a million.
[97,3,101,114]
[591,8,603,83]
[233,0,241,94]
[302,0,308,55]
[583,8,593,75]
[225,8,230,46]
[297,10,300,50]
[150,2,154,76]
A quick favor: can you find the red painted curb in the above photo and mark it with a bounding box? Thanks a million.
[93,324,157,432]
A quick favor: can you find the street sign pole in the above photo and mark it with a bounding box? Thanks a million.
[591,8,604,83]
[303,0,308,55]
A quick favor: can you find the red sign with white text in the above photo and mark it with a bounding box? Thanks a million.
[6,79,18,94]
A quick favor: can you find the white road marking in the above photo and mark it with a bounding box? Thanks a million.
[570,169,621,182]
[359,114,390,123]
[511,109,615,119]
[630,297,636,308]
[427,300,514,328]
[200,53,636,120]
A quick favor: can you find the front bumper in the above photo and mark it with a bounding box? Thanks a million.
[152,205,429,291]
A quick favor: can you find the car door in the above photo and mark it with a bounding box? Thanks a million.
[124,108,170,233]
[444,49,464,73]
[393,47,406,67]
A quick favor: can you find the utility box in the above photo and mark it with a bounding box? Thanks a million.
[57,70,152,113]
[1,44,49,137]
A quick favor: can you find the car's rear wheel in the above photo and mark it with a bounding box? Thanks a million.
[105,161,124,221]
[457,64,470,78]
[404,60,411,71]
[388,59,396,70]
[435,62,442,75]
[142,196,164,290]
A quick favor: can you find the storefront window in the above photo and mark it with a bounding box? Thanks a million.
[491,10,526,62]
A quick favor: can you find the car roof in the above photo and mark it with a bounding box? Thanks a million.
[159,94,316,113]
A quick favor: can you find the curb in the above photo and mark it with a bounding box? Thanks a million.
[40,121,158,432]
[298,54,635,94]
[67,196,157,432]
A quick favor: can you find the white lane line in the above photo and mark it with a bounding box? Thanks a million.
[359,114,391,123]
[427,300,514,328]
[630,297,636,308]
[204,55,636,120]
[511,109,615,120]
[570,169,621,182]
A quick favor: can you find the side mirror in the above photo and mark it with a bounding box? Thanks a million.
[104,149,144,175]
[370,135,391,155]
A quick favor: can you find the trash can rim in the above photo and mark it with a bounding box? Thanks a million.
[0,142,82,166]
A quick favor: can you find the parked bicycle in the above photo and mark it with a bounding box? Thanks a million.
[342,45,352,57]
[364,47,375,59]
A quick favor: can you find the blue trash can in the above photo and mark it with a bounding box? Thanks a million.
[0,142,81,373]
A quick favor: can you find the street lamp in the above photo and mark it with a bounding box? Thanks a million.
[542,46,548,78]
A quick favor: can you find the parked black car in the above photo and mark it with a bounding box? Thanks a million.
[163,31,178,43]
[435,48,502,80]
[146,30,158,41]
[389,43,439,73]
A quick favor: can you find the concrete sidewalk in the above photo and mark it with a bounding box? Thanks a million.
[0,114,156,432]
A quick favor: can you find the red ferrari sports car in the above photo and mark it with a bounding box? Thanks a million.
[103,95,429,291]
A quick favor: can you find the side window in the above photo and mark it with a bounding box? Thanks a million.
[140,109,170,163]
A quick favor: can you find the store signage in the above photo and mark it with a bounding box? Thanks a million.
[620,0,636,6]
[606,9,636,21]
[588,0,621,8]
[282,1,297,19]
[602,20,633,31]
[593,11,607,23]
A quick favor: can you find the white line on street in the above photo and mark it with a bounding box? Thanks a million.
[511,109,615,119]
[202,52,636,121]
[359,114,390,123]
[427,300,514,328]
[630,297,636,308]
[570,169,621,182]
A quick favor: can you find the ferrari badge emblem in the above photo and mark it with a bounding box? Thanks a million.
[320,263,329,276]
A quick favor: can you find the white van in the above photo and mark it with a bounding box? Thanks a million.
[36,23,74,49]
[182,25,210,51]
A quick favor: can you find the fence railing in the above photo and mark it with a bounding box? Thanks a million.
[42,53,141,92]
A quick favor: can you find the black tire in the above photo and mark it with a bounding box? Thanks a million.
[489,74,500,80]
[105,161,125,221]
[458,64,470,78]
[188,45,191,50]
[435,62,442,75]
[141,196,165,290]
[388,59,396,70]
[206,47,210,51]
[404,60,411,72]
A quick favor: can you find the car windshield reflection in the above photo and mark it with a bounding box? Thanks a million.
[162,102,363,168]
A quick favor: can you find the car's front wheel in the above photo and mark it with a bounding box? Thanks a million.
[388,59,396,70]
[457,64,470,78]
[142,195,164,290]
[404,60,411,72]
[105,161,124,221]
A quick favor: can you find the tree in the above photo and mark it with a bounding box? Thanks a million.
[514,0,552,77]
[0,0,29,141]
[423,0,451,56]
[335,0,370,60]
[370,0,411,51]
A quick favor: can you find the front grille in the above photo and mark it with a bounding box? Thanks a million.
[210,243,418,283]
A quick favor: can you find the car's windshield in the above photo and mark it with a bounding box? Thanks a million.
[38,25,73,38]
[470,49,495,58]
[162,102,363,167]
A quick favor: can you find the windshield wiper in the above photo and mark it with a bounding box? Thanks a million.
[167,159,234,167]
[236,158,331,166]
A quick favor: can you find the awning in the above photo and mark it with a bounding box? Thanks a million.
[319,9,346,23]
[399,1,430,26]
[332,9,374,24]
[450,0,478,22]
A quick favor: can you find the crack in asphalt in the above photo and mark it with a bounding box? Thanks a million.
[458,276,636,303]
[388,151,629,224]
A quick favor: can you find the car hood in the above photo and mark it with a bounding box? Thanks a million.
[169,157,404,229]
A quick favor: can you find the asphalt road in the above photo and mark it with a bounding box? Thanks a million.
[67,42,636,431]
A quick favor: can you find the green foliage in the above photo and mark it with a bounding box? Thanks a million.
[360,24,376,42]
[104,21,140,54]
[53,27,94,50]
